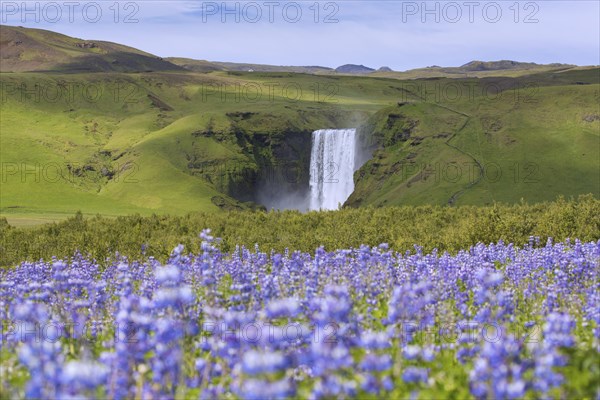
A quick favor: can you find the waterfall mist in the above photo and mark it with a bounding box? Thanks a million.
[255,128,368,212]
[254,162,310,212]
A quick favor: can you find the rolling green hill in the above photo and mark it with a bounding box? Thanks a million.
[0,26,598,225]
[349,76,600,207]
[0,25,183,72]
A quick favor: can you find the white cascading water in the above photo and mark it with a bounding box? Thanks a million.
[309,129,357,210]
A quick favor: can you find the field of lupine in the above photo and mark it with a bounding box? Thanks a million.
[1,230,599,399]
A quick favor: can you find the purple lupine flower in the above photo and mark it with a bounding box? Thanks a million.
[359,354,392,372]
[359,330,391,350]
[402,366,429,384]
[239,378,294,399]
[469,334,526,400]
[265,297,301,319]
[242,350,289,375]
[532,312,576,395]
[60,360,109,394]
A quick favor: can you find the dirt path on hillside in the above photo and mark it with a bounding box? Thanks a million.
[429,104,484,205]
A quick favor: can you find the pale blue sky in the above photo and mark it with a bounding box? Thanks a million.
[1,1,598,70]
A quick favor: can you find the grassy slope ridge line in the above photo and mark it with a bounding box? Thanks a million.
[1,196,598,267]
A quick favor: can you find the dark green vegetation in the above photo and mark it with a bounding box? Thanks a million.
[1,196,598,267]
[1,25,599,225]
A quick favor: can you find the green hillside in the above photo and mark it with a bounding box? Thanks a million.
[350,71,600,206]
[0,26,598,225]
[0,25,183,72]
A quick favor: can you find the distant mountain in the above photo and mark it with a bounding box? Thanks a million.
[459,60,573,71]
[0,25,581,78]
[371,60,579,79]
[335,64,375,74]
[212,62,333,74]
[166,58,334,74]
[0,25,184,72]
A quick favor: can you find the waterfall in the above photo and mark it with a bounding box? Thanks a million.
[309,129,357,211]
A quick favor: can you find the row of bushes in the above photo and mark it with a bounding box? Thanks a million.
[1,195,598,267]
